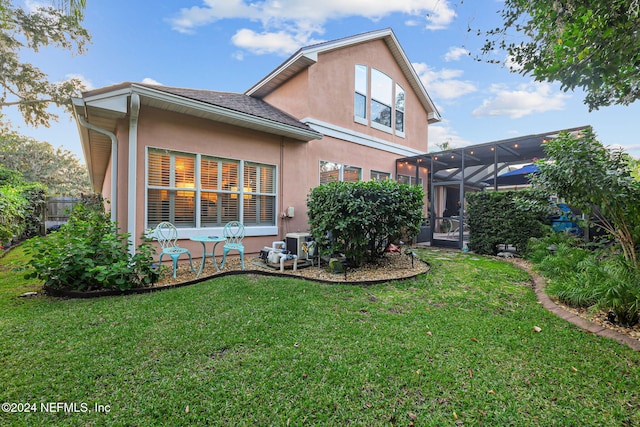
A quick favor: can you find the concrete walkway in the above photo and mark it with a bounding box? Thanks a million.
[520,262,640,351]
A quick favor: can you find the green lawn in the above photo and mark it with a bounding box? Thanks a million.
[1,246,639,426]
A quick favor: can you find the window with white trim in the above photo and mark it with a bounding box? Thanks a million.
[371,170,391,182]
[319,161,362,184]
[395,84,405,134]
[354,64,367,123]
[147,149,276,228]
[371,69,393,130]
[354,65,406,137]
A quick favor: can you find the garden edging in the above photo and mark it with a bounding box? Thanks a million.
[510,259,640,352]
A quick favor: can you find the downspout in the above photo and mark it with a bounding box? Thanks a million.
[128,93,141,255]
[75,112,118,224]
[279,136,285,238]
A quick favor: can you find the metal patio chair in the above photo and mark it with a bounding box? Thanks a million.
[155,221,195,278]
[220,221,245,270]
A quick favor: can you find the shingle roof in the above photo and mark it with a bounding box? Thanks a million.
[138,84,315,133]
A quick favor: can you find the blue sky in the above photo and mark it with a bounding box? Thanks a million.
[8,0,640,161]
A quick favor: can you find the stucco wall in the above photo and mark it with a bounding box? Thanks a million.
[116,38,433,259]
[129,106,311,255]
[264,39,429,152]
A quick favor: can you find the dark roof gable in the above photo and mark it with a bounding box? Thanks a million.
[138,84,315,133]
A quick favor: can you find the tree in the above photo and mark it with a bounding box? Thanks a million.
[0,0,90,127]
[532,128,640,267]
[475,0,640,110]
[0,130,91,195]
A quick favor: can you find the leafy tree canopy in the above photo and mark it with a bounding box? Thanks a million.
[0,0,89,127]
[0,129,91,196]
[474,0,640,110]
[532,128,640,266]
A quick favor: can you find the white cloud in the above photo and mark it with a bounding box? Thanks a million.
[444,46,469,62]
[141,78,162,85]
[504,54,523,72]
[428,119,472,150]
[168,0,259,34]
[169,0,456,55]
[231,29,320,55]
[24,1,45,12]
[472,83,569,119]
[413,62,477,101]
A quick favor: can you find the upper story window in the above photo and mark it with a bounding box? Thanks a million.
[354,65,367,124]
[354,65,405,137]
[319,161,362,184]
[395,84,405,135]
[370,69,393,130]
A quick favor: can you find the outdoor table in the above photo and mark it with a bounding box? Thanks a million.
[190,235,226,277]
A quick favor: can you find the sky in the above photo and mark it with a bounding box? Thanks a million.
[7,0,640,162]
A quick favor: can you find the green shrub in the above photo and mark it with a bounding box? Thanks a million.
[0,185,27,245]
[25,201,157,291]
[527,233,640,325]
[306,180,423,267]
[0,167,47,244]
[19,183,47,239]
[467,190,548,255]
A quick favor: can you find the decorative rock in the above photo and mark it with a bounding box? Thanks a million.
[20,291,38,298]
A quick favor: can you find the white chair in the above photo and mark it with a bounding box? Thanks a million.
[447,216,469,237]
[155,222,195,278]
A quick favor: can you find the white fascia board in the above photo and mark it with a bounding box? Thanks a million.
[245,51,317,97]
[301,29,393,56]
[384,32,441,123]
[83,88,130,114]
[303,118,426,157]
[245,30,393,98]
[129,85,322,141]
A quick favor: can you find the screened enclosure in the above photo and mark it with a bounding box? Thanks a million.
[396,126,590,249]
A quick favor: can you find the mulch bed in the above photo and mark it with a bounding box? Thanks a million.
[42,251,430,298]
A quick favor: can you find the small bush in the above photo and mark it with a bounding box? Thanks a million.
[25,201,157,291]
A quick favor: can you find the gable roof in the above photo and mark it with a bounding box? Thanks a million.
[245,28,442,124]
[142,84,319,134]
[72,83,322,192]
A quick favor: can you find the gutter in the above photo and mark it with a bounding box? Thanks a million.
[73,104,118,224]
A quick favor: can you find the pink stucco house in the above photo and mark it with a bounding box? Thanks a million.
[71,28,441,256]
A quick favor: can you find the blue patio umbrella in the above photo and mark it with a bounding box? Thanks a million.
[484,163,540,186]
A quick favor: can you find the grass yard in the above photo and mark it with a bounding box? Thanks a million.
[1,246,639,426]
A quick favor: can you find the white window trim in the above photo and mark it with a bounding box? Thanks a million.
[371,120,394,134]
[354,115,368,126]
[145,147,279,237]
[354,65,407,137]
[371,170,392,181]
[319,160,362,184]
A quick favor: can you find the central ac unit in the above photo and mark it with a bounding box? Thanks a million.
[285,232,311,258]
